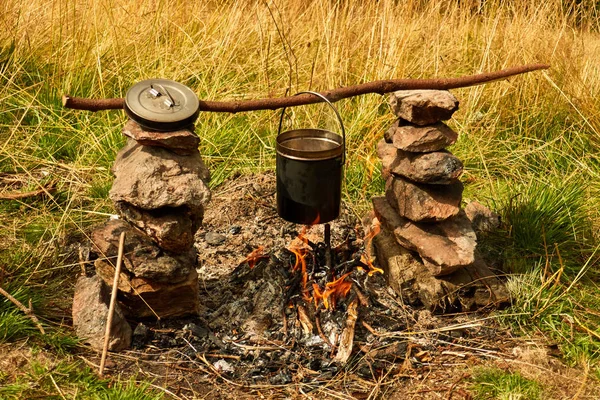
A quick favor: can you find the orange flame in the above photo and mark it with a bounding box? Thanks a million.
[290,247,310,300]
[362,217,384,276]
[313,272,353,310]
[244,246,266,269]
[286,213,362,311]
[309,213,320,226]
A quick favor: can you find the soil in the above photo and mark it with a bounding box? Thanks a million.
[3,172,597,399]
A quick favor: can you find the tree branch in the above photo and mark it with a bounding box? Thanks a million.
[63,63,549,113]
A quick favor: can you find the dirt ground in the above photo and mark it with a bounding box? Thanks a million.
[2,172,597,399]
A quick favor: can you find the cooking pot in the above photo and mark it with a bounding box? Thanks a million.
[276,91,346,225]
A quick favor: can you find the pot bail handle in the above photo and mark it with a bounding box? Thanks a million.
[277,91,346,165]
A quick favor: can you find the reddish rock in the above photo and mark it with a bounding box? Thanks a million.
[389,90,458,125]
[122,119,200,155]
[90,219,195,283]
[72,275,132,351]
[376,139,398,180]
[384,119,458,152]
[372,197,476,276]
[115,202,198,252]
[377,139,463,184]
[109,139,211,213]
[94,259,133,293]
[385,175,462,222]
[119,269,200,319]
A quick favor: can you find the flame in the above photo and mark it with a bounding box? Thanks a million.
[362,217,384,276]
[309,212,320,226]
[286,212,362,311]
[244,246,265,269]
[290,247,310,300]
[313,272,353,310]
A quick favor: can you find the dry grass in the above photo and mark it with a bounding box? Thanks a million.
[1,0,600,397]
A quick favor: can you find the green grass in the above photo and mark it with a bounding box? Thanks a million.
[471,367,543,400]
[477,177,597,275]
[505,263,600,376]
[0,286,42,342]
[0,359,163,400]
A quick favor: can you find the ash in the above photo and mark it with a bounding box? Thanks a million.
[126,172,491,386]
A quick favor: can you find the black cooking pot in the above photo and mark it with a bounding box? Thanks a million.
[276,92,346,225]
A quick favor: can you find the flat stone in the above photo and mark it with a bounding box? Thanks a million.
[384,119,458,152]
[372,227,508,312]
[389,90,458,125]
[373,197,476,276]
[91,219,194,283]
[464,201,501,233]
[119,269,200,319]
[205,232,226,246]
[122,119,200,155]
[385,175,462,222]
[72,275,132,351]
[110,139,211,213]
[377,139,463,184]
[115,202,198,252]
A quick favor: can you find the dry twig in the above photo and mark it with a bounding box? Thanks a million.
[0,286,45,335]
[99,231,125,376]
[0,183,56,200]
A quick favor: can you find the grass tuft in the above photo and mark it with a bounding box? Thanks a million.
[482,177,596,275]
[471,367,543,400]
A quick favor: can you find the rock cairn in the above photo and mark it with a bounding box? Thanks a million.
[369,90,508,312]
[73,120,210,350]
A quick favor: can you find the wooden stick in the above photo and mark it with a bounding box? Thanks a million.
[315,312,333,347]
[333,299,359,363]
[63,63,549,113]
[99,231,125,376]
[0,286,45,335]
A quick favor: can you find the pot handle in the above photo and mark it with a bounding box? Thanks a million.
[277,91,346,165]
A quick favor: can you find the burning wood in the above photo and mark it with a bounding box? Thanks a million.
[333,299,359,363]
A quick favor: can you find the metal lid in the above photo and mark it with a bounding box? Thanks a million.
[124,79,200,131]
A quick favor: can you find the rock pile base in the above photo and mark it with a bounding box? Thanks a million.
[73,121,210,349]
[370,90,508,312]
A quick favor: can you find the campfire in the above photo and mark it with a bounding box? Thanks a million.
[115,179,499,390]
[229,219,384,363]
[70,81,512,392]
[149,209,422,385]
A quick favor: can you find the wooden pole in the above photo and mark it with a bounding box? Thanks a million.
[99,231,125,376]
[62,63,549,113]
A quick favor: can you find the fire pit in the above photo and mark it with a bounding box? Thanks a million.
[117,172,506,391]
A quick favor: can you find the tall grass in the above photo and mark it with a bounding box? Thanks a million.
[0,0,599,393]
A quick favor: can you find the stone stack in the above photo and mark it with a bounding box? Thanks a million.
[73,120,210,350]
[370,90,508,312]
